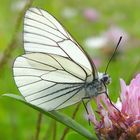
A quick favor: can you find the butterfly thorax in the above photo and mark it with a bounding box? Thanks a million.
[85,79,105,97]
[85,73,111,97]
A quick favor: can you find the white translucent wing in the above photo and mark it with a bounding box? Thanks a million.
[24,7,97,78]
[13,53,88,110]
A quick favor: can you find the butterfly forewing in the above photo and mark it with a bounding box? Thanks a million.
[24,8,95,74]
[13,7,97,111]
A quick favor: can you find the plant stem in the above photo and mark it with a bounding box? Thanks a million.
[0,0,34,70]
[60,103,81,140]
[52,120,57,140]
[34,112,42,140]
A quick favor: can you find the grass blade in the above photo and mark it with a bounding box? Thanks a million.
[2,94,96,140]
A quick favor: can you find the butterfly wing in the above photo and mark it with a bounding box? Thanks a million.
[24,7,97,78]
[13,7,97,111]
[14,53,87,110]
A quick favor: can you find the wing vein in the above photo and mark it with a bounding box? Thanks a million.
[24,31,64,43]
[14,75,40,78]
[25,16,57,31]
[28,84,81,102]
[54,87,82,110]
[24,24,64,39]
[24,41,57,47]
[22,56,59,70]
[14,67,56,72]
[38,8,68,39]
[24,83,57,97]
[48,54,85,81]
[37,86,82,106]
[42,79,85,84]
[18,79,42,88]
[56,41,88,78]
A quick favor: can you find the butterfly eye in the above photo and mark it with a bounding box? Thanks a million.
[102,74,111,85]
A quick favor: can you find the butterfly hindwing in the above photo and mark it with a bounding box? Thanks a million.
[13,53,89,110]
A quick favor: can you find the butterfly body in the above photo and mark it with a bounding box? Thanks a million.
[85,79,104,97]
[85,72,111,97]
[13,8,110,111]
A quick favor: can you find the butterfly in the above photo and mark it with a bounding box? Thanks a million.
[13,7,111,111]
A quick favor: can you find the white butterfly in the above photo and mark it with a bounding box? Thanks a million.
[13,7,111,111]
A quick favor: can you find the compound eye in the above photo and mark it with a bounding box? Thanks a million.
[102,75,109,84]
[104,76,108,82]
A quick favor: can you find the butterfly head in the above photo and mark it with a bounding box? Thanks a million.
[98,73,111,85]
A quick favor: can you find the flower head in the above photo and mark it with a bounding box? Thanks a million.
[88,74,140,139]
[83,8,100,22]
[61,7,77,19]
[104,25,128,48]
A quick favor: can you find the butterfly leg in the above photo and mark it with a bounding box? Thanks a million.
[81,97,91,125]
[81,97,90,114]
[104,91,121,112]
[100,80,121,112]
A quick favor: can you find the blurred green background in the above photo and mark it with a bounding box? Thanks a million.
[1,0,140,140]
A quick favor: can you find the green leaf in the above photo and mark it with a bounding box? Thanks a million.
[2,94,96,140]
[66,132,88,140]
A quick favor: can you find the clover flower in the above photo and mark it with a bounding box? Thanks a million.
[88,74,140,139]
[83,8,100,22]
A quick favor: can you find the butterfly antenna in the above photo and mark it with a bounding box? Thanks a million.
[104,36,122,74]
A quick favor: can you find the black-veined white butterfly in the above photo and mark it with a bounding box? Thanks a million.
[13,7,112,111]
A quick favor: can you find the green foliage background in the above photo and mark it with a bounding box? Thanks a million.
[0,0,140,140]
